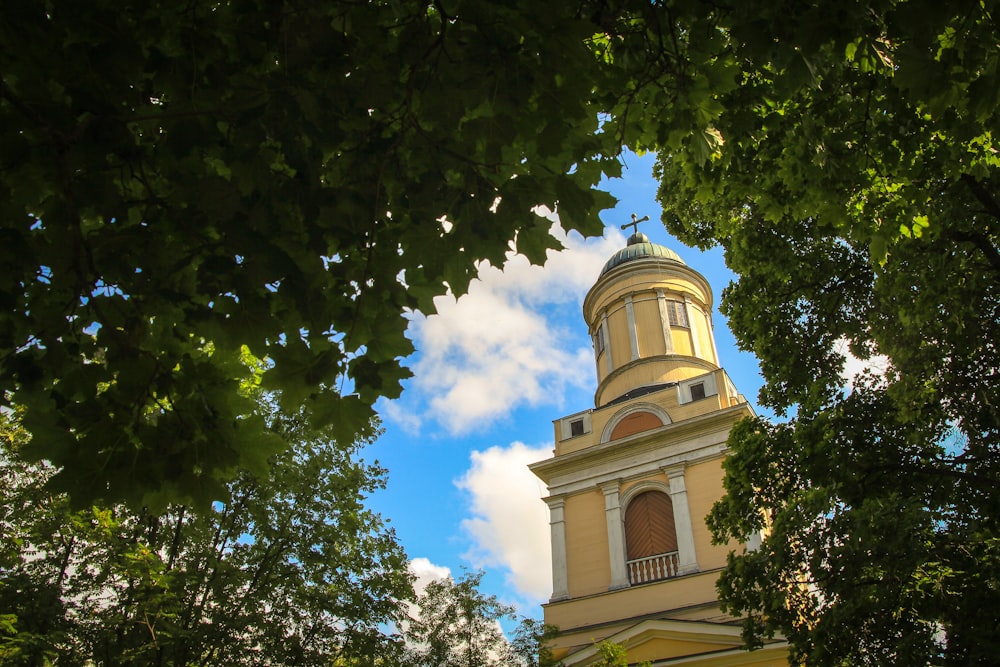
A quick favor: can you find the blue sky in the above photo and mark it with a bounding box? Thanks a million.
[366,151,768,615]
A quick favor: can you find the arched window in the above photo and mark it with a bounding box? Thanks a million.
[609,411,662,440]
[624,490,679,584]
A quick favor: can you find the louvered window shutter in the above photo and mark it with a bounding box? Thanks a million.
[624,491,678,560]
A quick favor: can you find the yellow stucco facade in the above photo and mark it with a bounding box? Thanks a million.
[529,232,787,666]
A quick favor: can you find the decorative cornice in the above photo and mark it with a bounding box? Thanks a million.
[559,617,789,667]
[583,256,714,324]
[596,355,718,407]
[530,404,752,495]
[542,568,726,612]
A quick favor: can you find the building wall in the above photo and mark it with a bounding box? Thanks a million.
[595,289,706,368]
[556,459,737,615]
[606,305,632,370]
[564,489,611,598]
[544,570,726,640]
[686,457,732,571]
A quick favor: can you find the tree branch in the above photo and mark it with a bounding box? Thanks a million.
[961,173,1000,218]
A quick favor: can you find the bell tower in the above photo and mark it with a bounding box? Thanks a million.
[587,226,721,409]
[529,225,786,666]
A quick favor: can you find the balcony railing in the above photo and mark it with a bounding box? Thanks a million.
[627,551,679,585]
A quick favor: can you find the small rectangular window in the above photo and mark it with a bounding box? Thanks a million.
[570,419,584,437]
[689,382,706,401]
[667,301,689,328]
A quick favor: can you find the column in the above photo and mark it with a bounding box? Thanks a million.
[707,315,720,366]
[656,289,675,354]
[546,497,570,601]
[600,481,629,590]
[663,465,699,575]
[624,296,639,361]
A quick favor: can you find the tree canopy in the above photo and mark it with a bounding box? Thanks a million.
[0,404,412,665]
[5,0,999,661]
[1,0,634,507]
[652,0,1000,663]
[402,569,522,667]
[5,0,809,509]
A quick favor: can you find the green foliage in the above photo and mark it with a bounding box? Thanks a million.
[0,405,412,665]
[509,617,561,667]
[7,2,998,660]
[6,0,926,519]
[650,1,1000,664]
[592,640,651,667]
[403,569,522,667]
[4,0,852,511]
[0,0,648,508]
[400,570,559,667]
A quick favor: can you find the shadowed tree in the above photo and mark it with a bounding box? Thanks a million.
[1,0,815,511]
[652,1,1000,664]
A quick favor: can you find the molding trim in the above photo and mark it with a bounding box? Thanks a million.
[595,354,718,407]
[530,405,751,495]
[620,478,671,509]
[558,617,788,667]
[583,257,714,324]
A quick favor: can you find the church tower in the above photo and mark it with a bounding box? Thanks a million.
[529,227,786,666]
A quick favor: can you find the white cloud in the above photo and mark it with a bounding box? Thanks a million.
[377,398,423,433]
[385,220,623,435]
[834,336,891,388]
[456,442,553,605]
[408,557,452,595]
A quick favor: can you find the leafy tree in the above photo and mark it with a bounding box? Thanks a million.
[651,1,1000,664]
[509,617,560,667]
[1,0,639,507]
[4,0,825,511]
[8,2,997,661]
[403,569,522,667]
[0,404,412,666]
[592,640,651,667]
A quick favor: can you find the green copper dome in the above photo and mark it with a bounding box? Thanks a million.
[599,232,684,276]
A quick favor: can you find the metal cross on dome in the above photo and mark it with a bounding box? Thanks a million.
[620,213,650,235]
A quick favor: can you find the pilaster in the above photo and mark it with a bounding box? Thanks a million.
[600,481,629,590]
[663,465,699,575]
[624,295,639,361]
[656,288,675,354]
[546,496,570,601]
